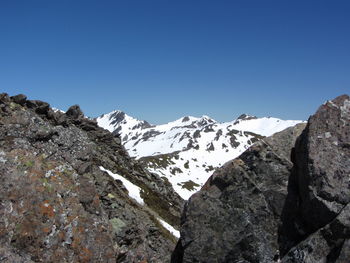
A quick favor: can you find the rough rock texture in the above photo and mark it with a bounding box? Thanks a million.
[279,94,350,262]
[172,124,305,262]
[172,94,350,263]
[0,93,184,262]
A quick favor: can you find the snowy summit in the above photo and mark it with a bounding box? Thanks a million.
[97,111,303,199]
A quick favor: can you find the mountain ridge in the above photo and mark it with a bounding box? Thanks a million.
[97,110,304,199]
[0,93,184,262]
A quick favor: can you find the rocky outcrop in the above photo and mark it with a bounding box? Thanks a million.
[279,94,350,262]
[0,93,184,262]
[172,94,350,263]
[172,123,305,262]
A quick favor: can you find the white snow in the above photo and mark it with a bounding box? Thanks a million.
[97,111,304,200]
[99,166,144,205]
[231,117,301,137]
[52,107,65,113]
[158,218,180,238]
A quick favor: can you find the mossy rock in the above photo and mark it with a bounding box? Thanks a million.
[109,217,126,234]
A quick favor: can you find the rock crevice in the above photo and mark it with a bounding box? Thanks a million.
[172,95,349,263]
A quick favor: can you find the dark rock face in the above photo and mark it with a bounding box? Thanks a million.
[279,94,350,260]
[234,114,258,124]
[10,94,27,105]
[0,93,184,262]
[182,116,190,122]
[65,104,84,119]
[296,95,350,225]
[172,94,350,263]
[172,124,305,262]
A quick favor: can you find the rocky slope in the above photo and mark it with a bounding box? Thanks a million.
[0,93,184,262]
[172,94,350,263]
[97,111,302,199]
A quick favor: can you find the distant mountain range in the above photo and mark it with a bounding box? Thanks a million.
[97,111,303,199]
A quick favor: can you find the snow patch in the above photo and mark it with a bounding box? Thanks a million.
[99,166,144,205]
[157,218,180,238]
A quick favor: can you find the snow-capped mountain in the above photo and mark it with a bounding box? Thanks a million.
[97,111,303,199]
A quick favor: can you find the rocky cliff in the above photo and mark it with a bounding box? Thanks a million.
[0,93,184,262]
[172,95,350,263]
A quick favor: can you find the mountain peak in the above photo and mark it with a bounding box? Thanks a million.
[236,113,257,121]
[97,110,152,134]
[233,114,258,125]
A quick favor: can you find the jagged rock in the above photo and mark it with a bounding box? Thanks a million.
[172,94,349,263]
[0,93,184,262]
[66,104,84,119]
[279,94,350,259]
[234,113,257,124]
[296,94,350,227]
[26,100,50,115]
[172,124,305,262]
[264,123,306,162]
[0,93,11,103]
[182,116,190,122]
[10,94,27,105]
[281,203,350,263]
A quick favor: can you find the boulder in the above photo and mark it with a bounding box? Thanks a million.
[10,94,27,105]
[172,94,350,263]
[66,104,84,119]
[172,124,305,262]
[279,94,350,257]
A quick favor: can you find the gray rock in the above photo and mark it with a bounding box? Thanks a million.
[173,95,350,263]
[0,93,184,262]
[279,95,350,256]
[66,104,84,119]
[172,123,305,262]
[10,94,27,105]
[26,100,50,114]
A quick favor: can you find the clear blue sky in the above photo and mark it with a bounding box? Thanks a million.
[1,1,349,124]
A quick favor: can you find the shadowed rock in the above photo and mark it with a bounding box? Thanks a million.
[172,124,305,262]
[172,94,350,263]
[279,94,350,261]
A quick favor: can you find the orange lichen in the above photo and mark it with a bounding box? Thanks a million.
[40,200,55,218]
[79,247,93,263]
[92,194,100,207]
[42,227,51,233]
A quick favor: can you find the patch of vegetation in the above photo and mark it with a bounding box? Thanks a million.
[205,165,215,173]
[184,161,189,169]
[243,131,265,139]
[25,160,35,168]
[9,102,21,110]
[17,159,35,171]
[109,217,126,234]
[170,167,183,175]
[139,152,178,169]
[147,213,178,244]
[227,129,239,136]
[160,176,169,184]
[180,180,200,191]
[230,137,240,148]
[140,187,180,228]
